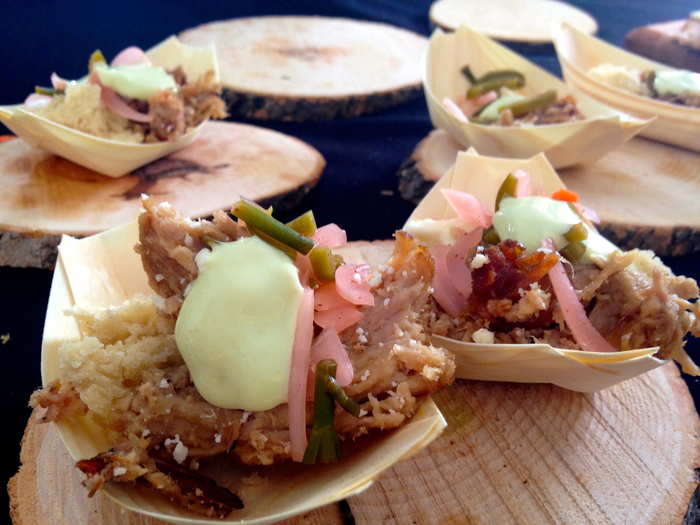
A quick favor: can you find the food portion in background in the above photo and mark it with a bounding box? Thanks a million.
[588,63,700,108]
[405,170,700,373]
[625,11,700,73]
[31,198,454,518]
[26,45,226,143]
[442,66,586,126]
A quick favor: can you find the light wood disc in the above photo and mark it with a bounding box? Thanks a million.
[179,16,427,121]
[0,121,325,268]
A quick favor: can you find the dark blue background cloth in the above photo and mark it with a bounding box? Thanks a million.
[0,1,697,520]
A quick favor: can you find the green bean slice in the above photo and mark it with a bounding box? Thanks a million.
[303,360,342,464]
[34,86,56,96]
[309,247,343,282]
[231,199,314,255]
[560,241,587,263]
[467,71,525,99]
[287,210,317,237]
[644,70,657,97]
[325,375,361,417]
[483,226,501,245]
[499,90,557,118]
[495,173,518,210]
[461,65,477,84]
[564,223,588,243]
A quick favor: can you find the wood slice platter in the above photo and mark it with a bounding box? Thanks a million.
[398,129,700,256]
[8,240,700,524]
[428,0,597,43]
[0,121,324,269]
[179,16,427,121]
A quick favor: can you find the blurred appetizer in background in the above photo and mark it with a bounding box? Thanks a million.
[443,66,586,126]
[26,44,226,143]
[0,36,226,176]
[625,11,700,73]
[588,63,700,108]
[31,198,454,518]
[425,25,650,169]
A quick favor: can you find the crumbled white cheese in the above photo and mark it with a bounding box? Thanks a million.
[360,369,371,381]
[472,328,495,345]
[240,411,251,424]
[421,365,440,381]
[141,428,151,438]
[159,378,169,389]
[157,202,173,211]
[164,435,188,464]
[113,466,127,477]
[194,248,211,270]
[470,253,489,269]
[184,234,193,247]
[383,298,391,307]
[154,273,164,282]
[367,271,383,287]
[358,409,368,417]
[214,433,222,443]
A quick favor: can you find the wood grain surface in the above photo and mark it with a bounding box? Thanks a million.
[398,129,700,256]
[0,121,325,268]
[8,241,700,524]
[9,365,698,524]
[179,16,426,121]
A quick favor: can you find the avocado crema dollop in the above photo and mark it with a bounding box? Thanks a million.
[493,196,617,262]
[95,62,176,100]
[653,69,700,97]
[175,235,304,411]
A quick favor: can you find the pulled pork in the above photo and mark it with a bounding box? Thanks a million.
[31,200,454,517]
[144,69,227,142]
[427,239,700,371]
[498,94,586,126]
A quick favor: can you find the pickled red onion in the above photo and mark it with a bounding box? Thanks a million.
[441,189,492,229]
[111,46,151,67]
[442,98,468,122]
[309,329,354,386]
[314,305,363,333]
[574,202,601,224]
[100,86,152,122]
[445,228,482,299]
[514,169,532,197]
[23,93,52,107]
[430,245,468,317]
[543,239,616,353]
[311,224,347,249]
[50,73,68,91]
[443,91,498,120]
[335,264,374,306]
[314,282,350,311]
[288,287,315,461]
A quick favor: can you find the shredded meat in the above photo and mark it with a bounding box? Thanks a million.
[498,95,586,126]
[427,240,700,370]
[134,197,241,313]
[32,207,454,516]
[144,70,227,143]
